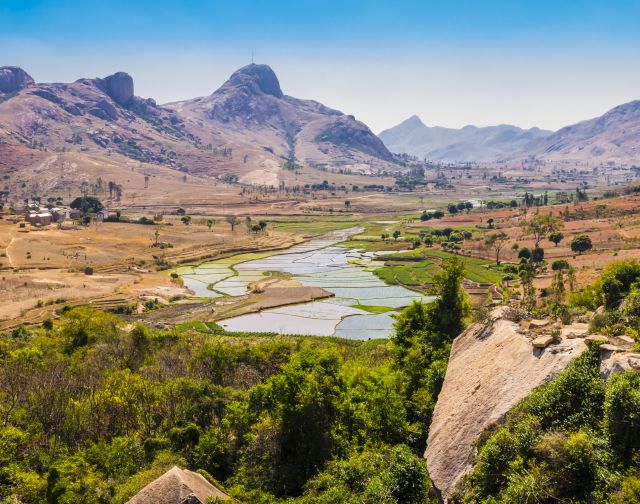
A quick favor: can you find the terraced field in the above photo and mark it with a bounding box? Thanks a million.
[374,248,505,287]
[176,228,435,339]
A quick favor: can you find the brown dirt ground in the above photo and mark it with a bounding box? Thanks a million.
[0,217,302,325]
[409,193,640,288]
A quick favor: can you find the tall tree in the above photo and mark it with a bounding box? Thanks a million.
[521,214,563,250]
[485,232,509,265]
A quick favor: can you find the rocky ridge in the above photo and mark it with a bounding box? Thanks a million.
[0,67,209,172]
[379,115,552,162]
[520,100,640,163]
[0,63,399,185]
[168,63,396,173]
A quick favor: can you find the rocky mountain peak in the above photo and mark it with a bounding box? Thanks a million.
[103,71,134,105]
[224,63,283,98]
[403,115,426,128]
[0,66,35,94]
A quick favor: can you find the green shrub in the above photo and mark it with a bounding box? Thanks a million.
[468,427,517,497]
[551,259,570,271]
[301,444,430,503]
[519,350,605,431]
[611,475,640,504]
[605,371,640,463]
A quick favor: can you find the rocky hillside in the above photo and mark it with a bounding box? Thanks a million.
[167,64,396,179]
[0,66,209,173]
[379,115,552,162]
[521,100,640,163]
[425,307,587,502]
[0,64,398,191]
[426,306,640,502]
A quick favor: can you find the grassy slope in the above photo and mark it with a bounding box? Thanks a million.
[373,248,504,287]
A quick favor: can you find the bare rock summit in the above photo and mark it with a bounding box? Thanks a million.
[0,66,35,95]
[103,71,134,105]
[225,63,283,98]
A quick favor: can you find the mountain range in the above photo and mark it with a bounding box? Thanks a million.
[379,101,640,163]
[0,64,396,190]
[379,116,552,162]
[380,103,640,164]
[1,61,640,190]
[522,100,640,162]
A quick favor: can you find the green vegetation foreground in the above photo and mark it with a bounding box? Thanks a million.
[0,259,470,503]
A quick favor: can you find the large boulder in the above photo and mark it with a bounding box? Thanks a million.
[0,66,35,94]
[425,307,587,502]
[104,71,134,105]
[126,466,229,504]
[600,352,640,379]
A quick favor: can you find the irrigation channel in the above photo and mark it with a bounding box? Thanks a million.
[176,228,435,339]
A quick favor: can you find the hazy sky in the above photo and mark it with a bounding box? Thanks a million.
[1,0,639,132]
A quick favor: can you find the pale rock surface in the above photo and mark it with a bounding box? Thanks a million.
[425,307,587,502]
[611,334,636,347]
[561,322,589,339]
[599,343,625,353]
[529,318,551,329]
[586,334,609,343]
[600,352,640,379]
[532,335,556,348]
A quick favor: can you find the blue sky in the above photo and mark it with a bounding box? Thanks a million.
[1,0,639,131]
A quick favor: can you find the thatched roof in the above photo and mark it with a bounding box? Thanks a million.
[127,466,229,504]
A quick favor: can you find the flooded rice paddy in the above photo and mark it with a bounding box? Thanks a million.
[176,228,435,339]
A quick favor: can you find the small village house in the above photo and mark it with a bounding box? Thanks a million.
[27,211,53,226]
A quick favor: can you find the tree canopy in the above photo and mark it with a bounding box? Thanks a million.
[70,196,104,214]
[571,234,593,255]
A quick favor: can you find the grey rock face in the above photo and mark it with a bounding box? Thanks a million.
[104,72,134,105]
[426,307,586,502]
[225,64,283,98]
[89,99,119,121]
[0,66,35,94]
[316,115,394,161]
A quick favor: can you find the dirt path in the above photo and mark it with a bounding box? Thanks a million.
[5,234,16,267]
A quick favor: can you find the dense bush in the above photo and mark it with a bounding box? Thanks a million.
[301,444,430,503]
[572,261,640,306]
[0,284,462,503]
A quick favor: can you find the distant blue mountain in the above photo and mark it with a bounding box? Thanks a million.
[379,115,552,162]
